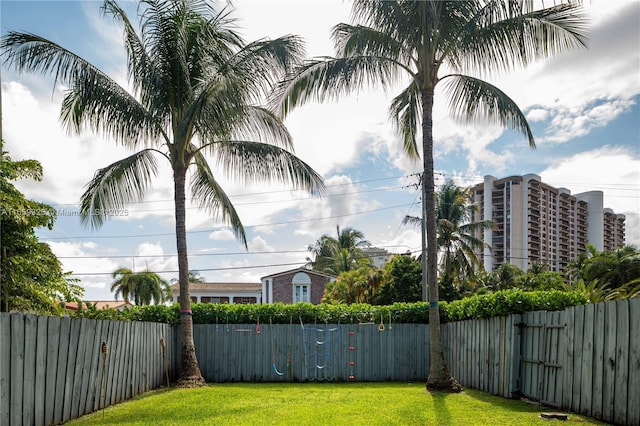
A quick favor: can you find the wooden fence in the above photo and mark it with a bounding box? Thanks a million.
[0,313,174,426]
[441,299,639,426]
[1,299,638,425]
[188,322,430,383]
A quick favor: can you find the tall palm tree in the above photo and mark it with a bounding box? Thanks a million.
[2,0,324,384]
[111,267,167,305]
[308,225,371,274]
[131,270,166,305]
[110,267,135,303]
[273,0,587,390]
[436,180,493,286]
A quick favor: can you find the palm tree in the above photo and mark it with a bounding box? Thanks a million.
[272,0,587,390]
[111,267,167,305]
[2,0,324,384]
[131,270,166,305]
[308,225,371,274]
[436,180,493,287]
[110,267,135,303]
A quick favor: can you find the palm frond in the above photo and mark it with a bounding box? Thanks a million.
[223,35,306,103]
[453,1,588,76]
[80,149,159,229]
[389,80,421,159]
[212,141,325,196]
[196,104,294,152]
[189,148,247,247]
[441,74,535,148]
[270,55,404,117]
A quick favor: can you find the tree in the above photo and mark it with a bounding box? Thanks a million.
[110,267,167,305]
[1,144,83,313]
[308,226,371,274]
[322,265,385,304]
[2,0,324,385]
[436,181,493,287]
[567,244,640,299]
[110,267,135,303]
[373,254,422,305]
[272,0,587,390]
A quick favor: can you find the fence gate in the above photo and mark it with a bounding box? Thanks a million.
[517,311,565,407]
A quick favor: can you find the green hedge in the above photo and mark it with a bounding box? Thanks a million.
[71,289,587,324]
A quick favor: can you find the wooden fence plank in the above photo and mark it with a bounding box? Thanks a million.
[562,306,574,410]
[9,314,24,426]
[53,316,70,425]
[580,304,594,416]
[571,305,585,414]
[70,318,88,420]
[613,300,629,426]
[77,319,96,418]
[62,315,82,423]
[44,316,60,426]
[627,299,640,426]
[602,301,617,423]
[84,320,103,416]
[592,302,605,420]
[0,314,10,426]
[22,314,37,426]
[33,315,48,426]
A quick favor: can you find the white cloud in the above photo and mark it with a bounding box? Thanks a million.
[540,146,640,246]
[247,236,275,252]
[209,229,236,241]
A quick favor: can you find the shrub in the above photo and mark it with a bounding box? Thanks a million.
[69,289,587,324]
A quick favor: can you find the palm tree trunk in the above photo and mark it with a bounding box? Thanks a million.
[174,165,204,385]
[421,87,461,392]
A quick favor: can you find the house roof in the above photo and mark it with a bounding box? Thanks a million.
[65,301,133,311]
[260,267,336,280]
[170,282,262,292]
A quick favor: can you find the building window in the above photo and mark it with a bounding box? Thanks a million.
[292,272,312,303]
[294,285,310,303]
[233,297,256,304]
[190,296,197,303]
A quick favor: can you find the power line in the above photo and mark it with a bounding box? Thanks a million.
[43,202,417,240]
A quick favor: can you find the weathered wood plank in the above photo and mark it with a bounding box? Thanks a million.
[602,301,617,423]
[627,299,640,426]
[571,305,585,413]
[562,306,575,410]
[0,314,11,426]
[22,314,37,426]
[84,320,103,416]
[580,303,594,415]
[70,318,89,419]
[613,300,629,426]
[9,314,24,426]
[591,302,605,420]
[33,315,48,426]
[44,316,61,426]
[62,315,82,423]
[53,316,71,425]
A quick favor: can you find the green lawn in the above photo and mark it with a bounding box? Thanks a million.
[68,383,605,425]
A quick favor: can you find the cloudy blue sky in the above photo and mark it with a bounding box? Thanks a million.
[2,0,639,301]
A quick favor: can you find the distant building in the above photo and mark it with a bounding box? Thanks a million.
[470,174,625,272]
[170,282,262,304]
[65,300,133,312]
[261,267,336,305]
[363,247,393,268]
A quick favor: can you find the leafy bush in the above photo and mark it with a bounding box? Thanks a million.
[69,289,587,324]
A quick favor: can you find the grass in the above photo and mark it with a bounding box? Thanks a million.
[67,382,606,426]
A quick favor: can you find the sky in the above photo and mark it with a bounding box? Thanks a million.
[1,0,639,301]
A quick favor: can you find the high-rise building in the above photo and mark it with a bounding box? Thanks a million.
[470,174,625,273]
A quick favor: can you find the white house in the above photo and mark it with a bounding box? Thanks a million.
[170,282,262,304]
